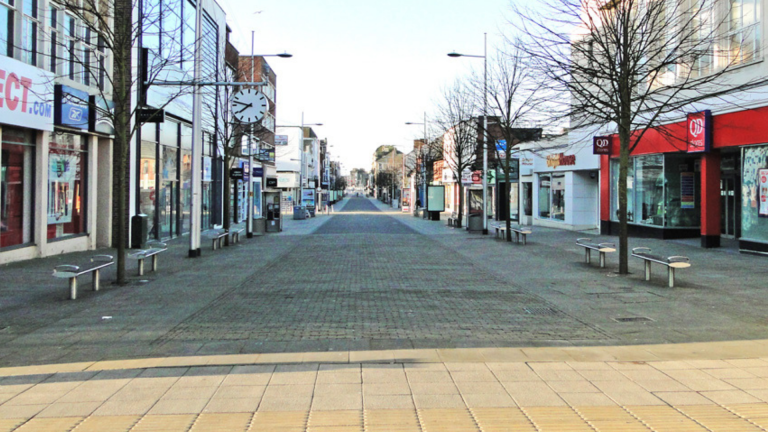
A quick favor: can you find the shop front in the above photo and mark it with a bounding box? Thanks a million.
[599,107,768,252]
[1,56,112,264]
[530,141,600,231]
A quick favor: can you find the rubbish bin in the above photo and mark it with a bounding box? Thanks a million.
[253,217,266,235]
[293,206,307,220]
[131,214,148,249]
[468,214,483,232]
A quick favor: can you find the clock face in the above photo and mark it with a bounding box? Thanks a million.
[232,89,268,124]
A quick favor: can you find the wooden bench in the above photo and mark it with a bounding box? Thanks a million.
[493,224,532,244]
[129,241,167,276]
[576,238,616,268]
[229,228,245,244]
[631,247,692,288]
[492,224,507,239]
[52,255,114,300]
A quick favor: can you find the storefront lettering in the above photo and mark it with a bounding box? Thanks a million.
[0,69,49,118]
[546,153,576,168]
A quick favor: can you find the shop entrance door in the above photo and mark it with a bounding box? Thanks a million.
[720,175,740,238]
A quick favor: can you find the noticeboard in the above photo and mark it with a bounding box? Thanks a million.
[427,185,445,212]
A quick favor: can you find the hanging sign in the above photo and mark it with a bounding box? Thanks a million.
[687,110,712,153]
[759,169,768,217]
[461,168,473,186]
[593,136,612,155]
[55,85,89,130]
[229,167,244,180]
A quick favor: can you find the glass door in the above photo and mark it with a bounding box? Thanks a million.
[721,176,740,238]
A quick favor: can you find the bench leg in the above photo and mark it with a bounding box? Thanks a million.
[522,234,527,245]
[645,261,651,281]
[599,252,606,268]
[138,258,145,276]
[668,267,675,288]
[152,255,158,272]
[69,277,77,300]
[93,269,100,291]
[212,238,217,250]
[585,248,591,264]
[515,232,520,243]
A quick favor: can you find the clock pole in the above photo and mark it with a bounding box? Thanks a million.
[188,0,203,257]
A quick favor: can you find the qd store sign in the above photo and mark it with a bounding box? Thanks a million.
[0,56,54,131]
[687,110,712,153]
[593,136,612,155]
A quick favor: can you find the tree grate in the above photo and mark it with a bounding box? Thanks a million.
[613,317,654,323]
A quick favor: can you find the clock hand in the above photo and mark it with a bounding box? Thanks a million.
[233,101,249,106]
[235,104,253,114]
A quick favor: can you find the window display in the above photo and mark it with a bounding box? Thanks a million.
[664,154,700,227]
[48,132,86,240]
[635,155,664,226]
[551,173,565,221]
[1,128,35,248]
[539,174,550,218]
[742,145,768,243]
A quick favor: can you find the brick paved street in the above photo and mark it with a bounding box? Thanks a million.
[1,196,768,368]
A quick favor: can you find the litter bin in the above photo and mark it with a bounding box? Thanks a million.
[468,214,483,232]
[131,214,148,249]
[253,217,266,235]
[293,206,307,220]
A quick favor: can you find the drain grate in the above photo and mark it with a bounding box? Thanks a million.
[523,307,560,316]
[613,316,654,323]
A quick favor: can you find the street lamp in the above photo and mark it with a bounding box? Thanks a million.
[405,113,428,217]
[448,32,488,235]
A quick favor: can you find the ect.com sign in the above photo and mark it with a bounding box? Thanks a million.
[0,56,54,131]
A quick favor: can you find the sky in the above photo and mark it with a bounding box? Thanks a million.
[218,0,515,174]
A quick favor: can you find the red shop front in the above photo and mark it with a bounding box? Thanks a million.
[599,107,768,253]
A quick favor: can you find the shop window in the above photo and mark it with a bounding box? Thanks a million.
[139,141,157,238]
[509,183,519,221]
[48,133,86,240]
[635,155,664,226]
[610,158,636,223]
[538,174,550,218]
[664,154,701,227]
[742,145,768,243]
[1,128,35,249]
[1,0,14,57]
[551,173,565,221]
[727,0,761,65]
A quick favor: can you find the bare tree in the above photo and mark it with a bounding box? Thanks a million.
[513,0,763,273]
[435,80,478,227]
[478,43,544,240]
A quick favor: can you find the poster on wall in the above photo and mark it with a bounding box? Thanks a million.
[48,154,77,224]
[681,172,696,209]
[759,169,768,217]
[202,157,212,182]
[402,189,411,212]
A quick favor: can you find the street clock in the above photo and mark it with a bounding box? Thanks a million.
[232,89,268,123]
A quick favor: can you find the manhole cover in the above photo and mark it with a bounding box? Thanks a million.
[613,317,654,322]
[523,307,559,315]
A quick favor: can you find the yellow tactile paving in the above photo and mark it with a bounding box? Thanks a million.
[71,416,141,432]
[306,410,363,431]
[418,408,478,431]
[0,420,25,432]
[522,407,594,432]
[730,404,768,430]
[470,407,537,431]
[626,406,708,432]
[575,406,651,432]
[13,418,84,432]
[189,413,252,432]
[677,405,764,432]
[130,415,197,432]
[363,409,421,432]
[250,411,308,431]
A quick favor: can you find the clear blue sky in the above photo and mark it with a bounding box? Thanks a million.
[218,0,515,174]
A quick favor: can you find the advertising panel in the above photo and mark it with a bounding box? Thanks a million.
[0,56,54,131]
[681,172,695,209]
[593,136,612,155]
[687,110,712,153]
[759,169,768,217]
[202,157,212,182]
[253,178,262,218]
[47,153,77,224]
[55,85,89,130]
[301,188,316,208]
[427,185,445,212]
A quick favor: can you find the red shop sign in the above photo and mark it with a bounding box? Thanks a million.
[593,136,612,155]
[687,110,712,153]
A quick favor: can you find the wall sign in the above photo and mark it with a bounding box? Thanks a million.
[252,167,264,177]
[546,153,576,168]
[55,85,89,130]
[138,107,165,123]
[0,56,54,131]
[275,135,288,146]
[687,110,712,153]
[266,177,278,187]
[89,96,114,135]
[759,168,768,217]
[593,136,612,155]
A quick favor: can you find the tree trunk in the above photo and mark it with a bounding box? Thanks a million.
[504,157,512,241]
[112,0,132,285]
[223,157,231,246]
[618,123,631,274]
[457,183,464,228]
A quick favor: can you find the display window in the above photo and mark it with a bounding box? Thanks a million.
[538,174,550,218]
[47,132,86,240]
[538,173,565,221]
[1,128,35,248]
[742,145,768,243]
[610,154,700,227]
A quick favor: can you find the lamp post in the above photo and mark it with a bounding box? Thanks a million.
[406,112,428,217]
[448,32,488,234]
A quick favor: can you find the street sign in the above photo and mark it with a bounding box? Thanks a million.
[138,108,165,123]
[229,167,244,180]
